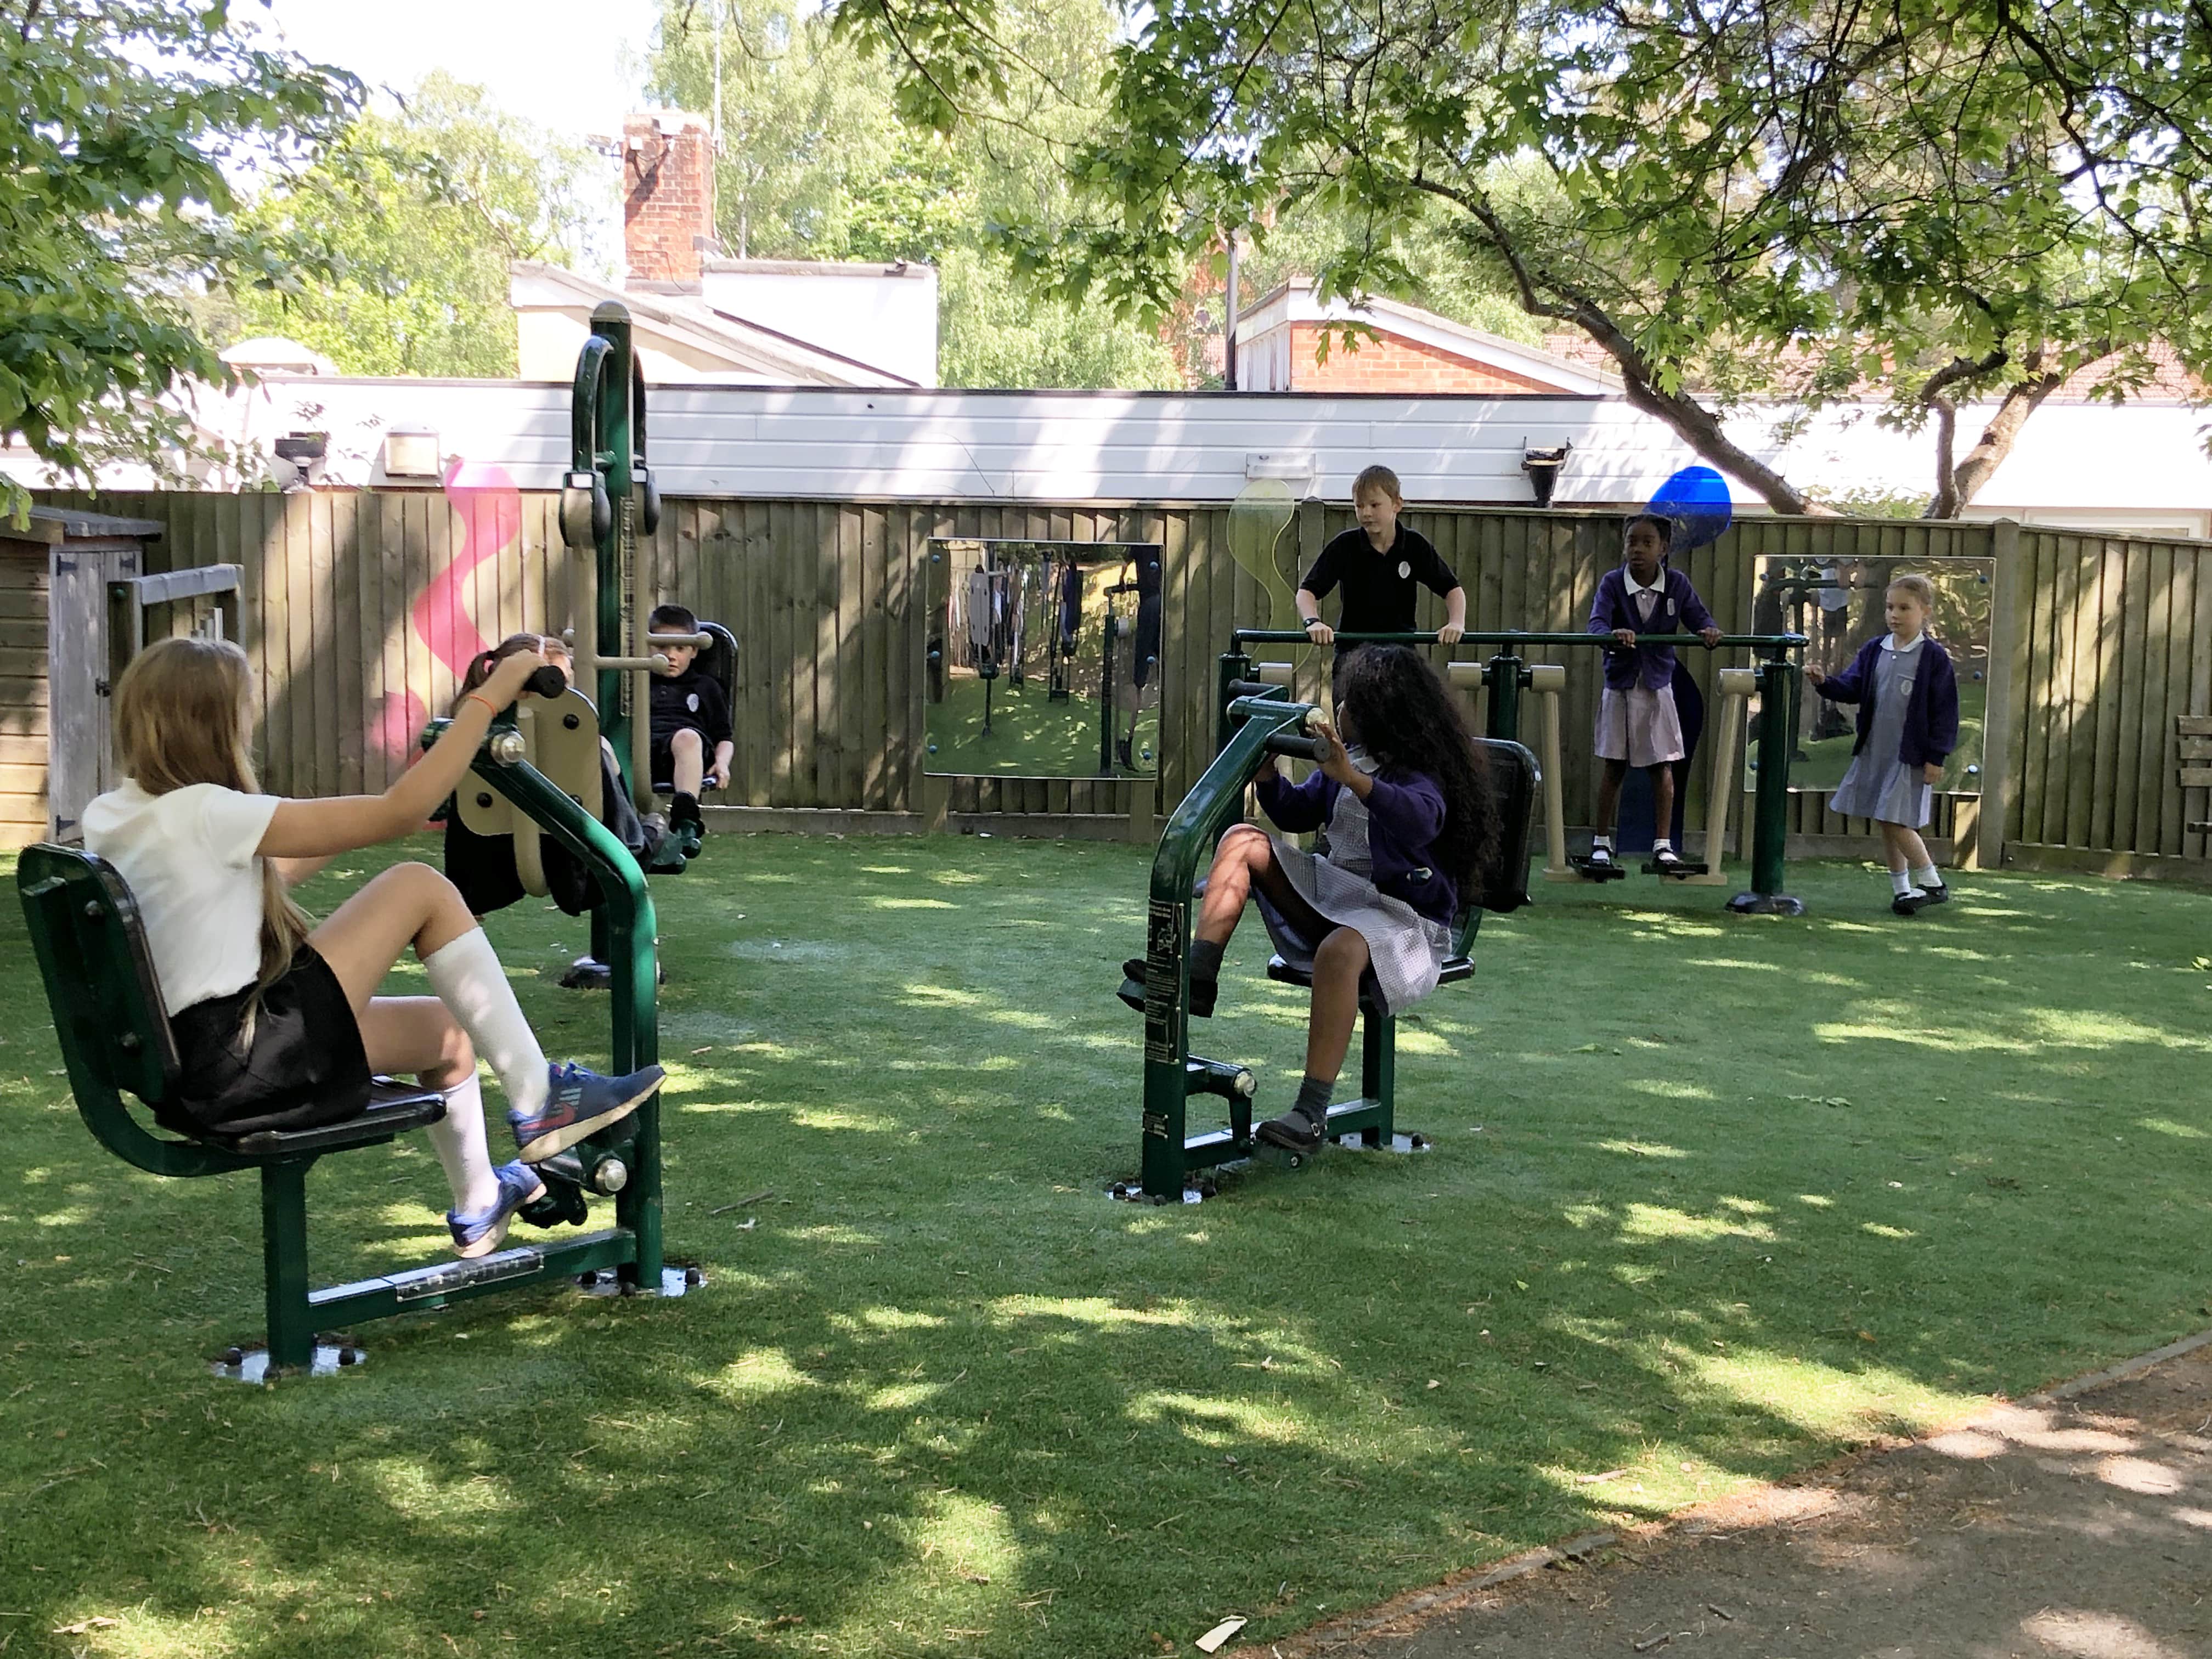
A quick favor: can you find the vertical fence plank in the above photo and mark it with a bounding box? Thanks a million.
[2122,541,2160,855]
[834,505,866,808]
[2087,539,2126,849]
[328,495,363,798]
[2158,547,2195,855]
[2192,545,2212,856]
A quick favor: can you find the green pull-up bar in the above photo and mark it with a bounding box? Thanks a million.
[1229,628,1809,656]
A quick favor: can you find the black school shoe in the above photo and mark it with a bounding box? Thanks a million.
[1116,959,1216,1017]
[1255,1103,1325,1154]
[1916,882,1949,906]
[1891,889,1927,916]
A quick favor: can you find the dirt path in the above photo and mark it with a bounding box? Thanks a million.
[1236,1333,2212,1659]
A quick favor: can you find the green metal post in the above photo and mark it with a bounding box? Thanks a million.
[1728,657,1806,916]
[468,745,663,1286]
[1485,653,1523,742]
[260,1162,314,1371]
[1361,1008,1395,1144]
[1139,697,1317,1200]
[1215,651,1250,756]
[588,304,637,793]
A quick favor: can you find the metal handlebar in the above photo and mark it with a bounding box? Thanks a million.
[1232,628,1808,654]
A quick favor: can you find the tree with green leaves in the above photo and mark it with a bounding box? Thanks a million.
[648,0,1183,388]
[833,0,2212,513]
[228,74,598,378]
[0,0,359,511]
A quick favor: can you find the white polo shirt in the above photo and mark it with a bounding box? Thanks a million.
[81,780,281,1013]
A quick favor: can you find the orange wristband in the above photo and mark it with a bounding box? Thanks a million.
[465,692,499,718]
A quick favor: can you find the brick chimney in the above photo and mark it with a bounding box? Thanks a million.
[623,111,716,287]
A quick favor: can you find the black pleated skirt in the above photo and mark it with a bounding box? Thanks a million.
[166,946,373,1137]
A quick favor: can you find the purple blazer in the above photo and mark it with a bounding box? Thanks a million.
[1587,567,1717,691]
[1812,635,1959,767]
[1255,765,1457,926]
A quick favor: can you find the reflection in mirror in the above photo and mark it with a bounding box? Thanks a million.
[1748,554,1993,796]
[926,540,1163,777]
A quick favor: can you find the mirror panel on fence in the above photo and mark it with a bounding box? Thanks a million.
[925,539,1164,779]
[1748,552,1994,797]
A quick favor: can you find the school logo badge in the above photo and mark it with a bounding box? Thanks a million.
[1397,561,1411,579]
[686,692,700,712]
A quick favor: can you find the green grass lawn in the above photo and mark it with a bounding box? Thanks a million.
[3,838,2209,1659]
[927,673,1160,777]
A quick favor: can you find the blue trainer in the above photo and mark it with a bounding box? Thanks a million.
[448,1161,547,1259]
[509,1061,665,1163]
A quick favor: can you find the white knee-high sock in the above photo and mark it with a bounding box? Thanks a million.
[427,1073,501,1212]
[421,930,550,1120]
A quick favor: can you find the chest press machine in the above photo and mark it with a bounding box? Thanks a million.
[16,724,681,1380]
[13,303,703,1379]
[1117,686,1537,1203]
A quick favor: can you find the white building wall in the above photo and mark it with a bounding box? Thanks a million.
[5,377,2204,535]
[698,264,939,387]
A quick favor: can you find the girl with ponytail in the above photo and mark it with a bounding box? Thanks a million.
[84,637,664,1258]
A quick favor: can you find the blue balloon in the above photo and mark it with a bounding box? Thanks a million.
[1649,465,1733,553]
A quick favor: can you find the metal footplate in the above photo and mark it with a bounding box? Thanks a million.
[307,1228,638,1322]
[1641,856,1709,878]
[1570,855,1629,882]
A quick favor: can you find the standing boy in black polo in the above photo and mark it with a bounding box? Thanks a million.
[1296,467,1466,662]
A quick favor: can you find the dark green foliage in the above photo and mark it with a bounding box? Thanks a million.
[0,1,359,511]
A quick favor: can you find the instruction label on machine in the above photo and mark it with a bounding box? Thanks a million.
[1142,900,1184,1065]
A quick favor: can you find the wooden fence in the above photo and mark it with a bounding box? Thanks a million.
[32,488,2212,875]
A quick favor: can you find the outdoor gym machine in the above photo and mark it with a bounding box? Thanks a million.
[1219,630,1809,916]
[1117,688,1538,1203]
[15,719,685,1380]
[556,302,714,986]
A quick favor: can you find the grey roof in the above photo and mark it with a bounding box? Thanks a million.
[10,505,166,544]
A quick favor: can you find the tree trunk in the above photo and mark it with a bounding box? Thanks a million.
[1418,179,1831,515]
[1944,371,2066,513]
[1613,368,1835,517]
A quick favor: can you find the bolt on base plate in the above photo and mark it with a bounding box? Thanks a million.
[575,1265,703,1297]
[211,1341,365,1383]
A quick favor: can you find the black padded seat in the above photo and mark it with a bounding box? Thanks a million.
[224,1080,449,1158]
[1264,948,1474,998]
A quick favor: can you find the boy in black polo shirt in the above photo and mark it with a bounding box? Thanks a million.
[648,602,733,857]
[1296,466,1466,651]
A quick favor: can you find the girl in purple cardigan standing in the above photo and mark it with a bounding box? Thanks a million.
[1122,647,1498,1155]
[1586,514,1724,871]
[1808,572,1960,915]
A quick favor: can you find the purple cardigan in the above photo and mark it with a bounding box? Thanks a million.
[1587,567,1717,691]
[1812,635,1960,768]
[1255,765,1456,926]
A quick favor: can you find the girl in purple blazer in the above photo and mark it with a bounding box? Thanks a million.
[1585,514,1723,870]
[1807,573,1959,915]
[1121,647,1498,1155]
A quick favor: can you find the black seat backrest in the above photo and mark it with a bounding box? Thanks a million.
[1471,738,1538,916]
[697,621,737,705]
[18,844,181,1111]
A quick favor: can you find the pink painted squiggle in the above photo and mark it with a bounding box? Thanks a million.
[367,458,526,766]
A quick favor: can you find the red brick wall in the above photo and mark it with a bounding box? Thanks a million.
[1286,321,1557,393]
[623,115,716,285]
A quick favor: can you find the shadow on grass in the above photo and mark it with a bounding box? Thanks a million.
[2,840,2208,1658]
